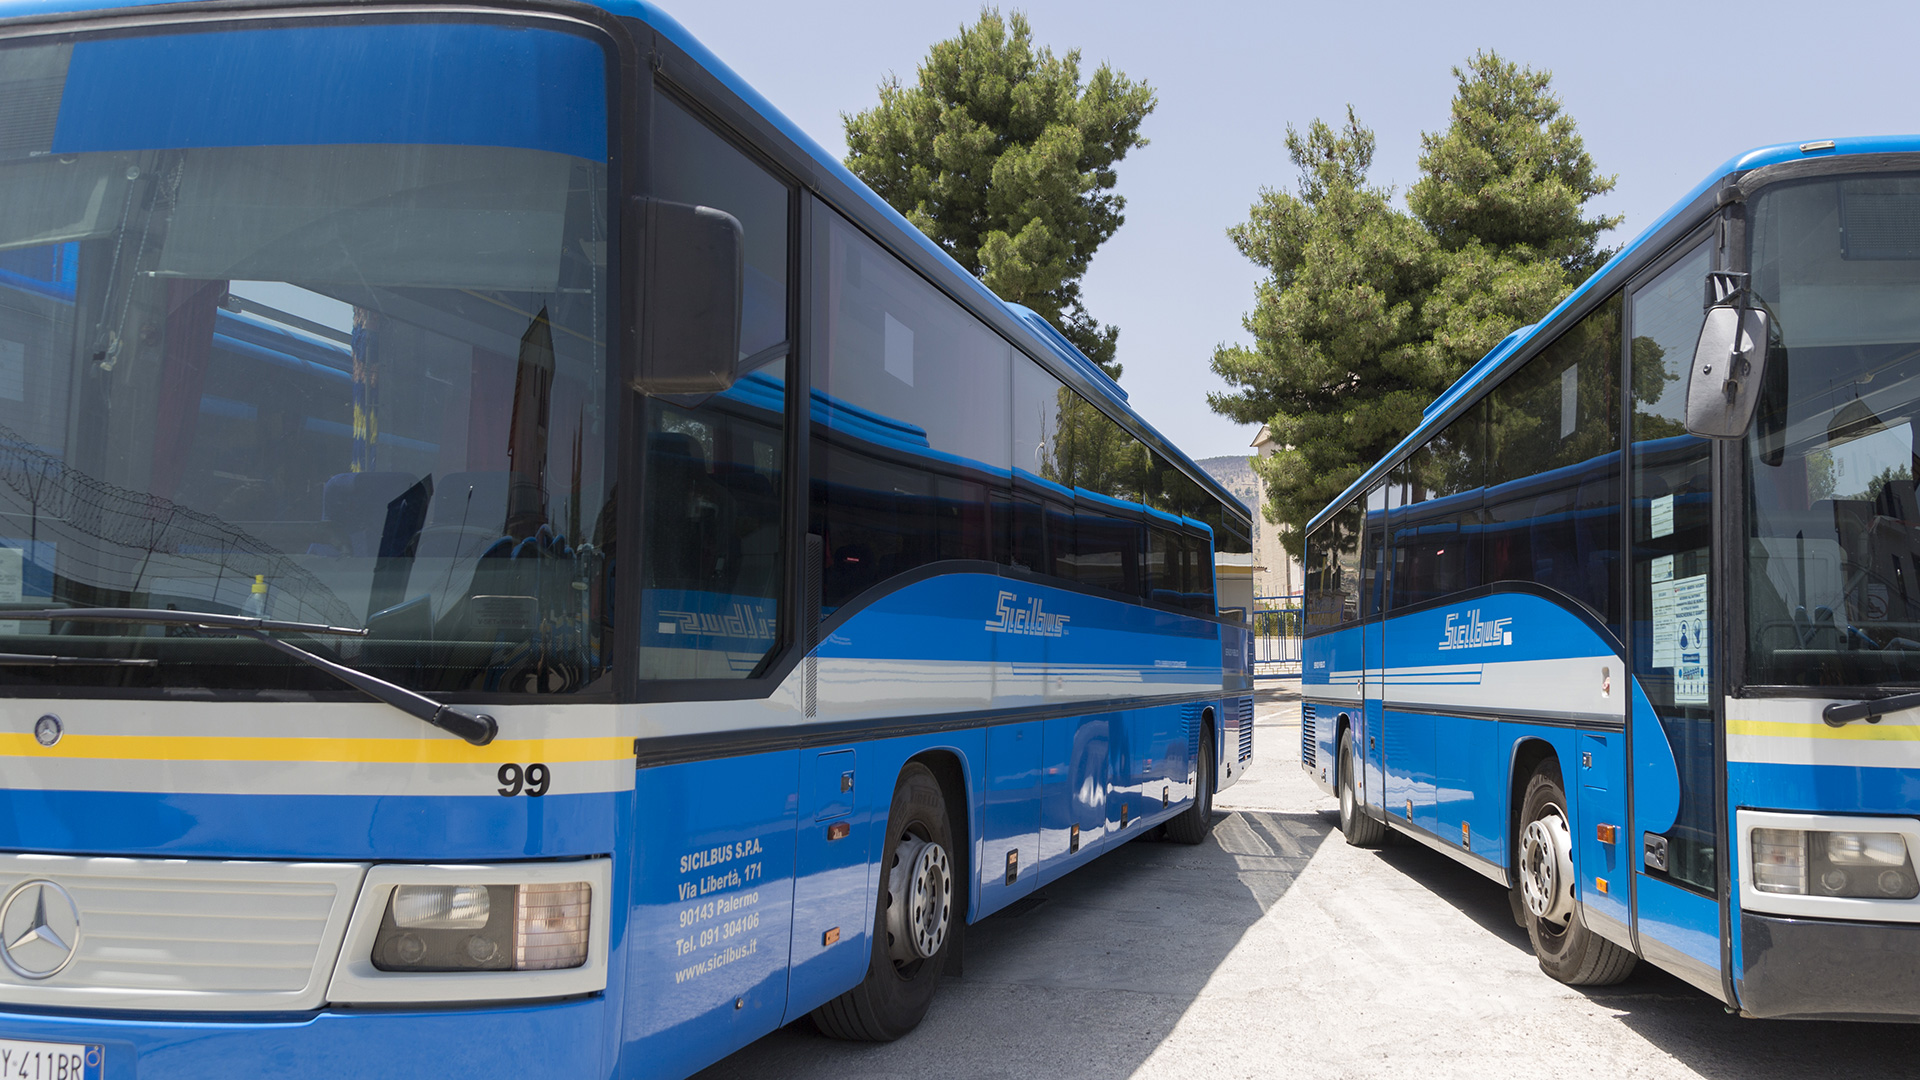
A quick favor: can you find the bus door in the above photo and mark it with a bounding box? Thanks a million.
[1360,482,1390,810]
[1624,237,1726,995]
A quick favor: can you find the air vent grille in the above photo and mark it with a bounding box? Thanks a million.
[1301,703,1316,768]
[1237,696,1254,761]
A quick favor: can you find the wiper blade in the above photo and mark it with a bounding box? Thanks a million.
[7,607,367,637]
[11,607,497,746]
[0,652,156,667]
[1824,692,1920,728]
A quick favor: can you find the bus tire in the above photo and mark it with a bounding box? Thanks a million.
[1165,724,1215,845]
[1517,766,1636,986]
[1338,727,1386,848]
[810,762,955,1041]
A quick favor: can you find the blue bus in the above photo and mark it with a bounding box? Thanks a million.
[1303,136,1920,1020]
[0,2,1256,1077]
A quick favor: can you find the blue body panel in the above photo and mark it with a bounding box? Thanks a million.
[53,23,608,160]
[0,790,619,859]
[0,998,615,1080]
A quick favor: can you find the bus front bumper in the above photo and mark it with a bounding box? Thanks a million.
[0,997,610,1080]
[1740,911,1920,1020]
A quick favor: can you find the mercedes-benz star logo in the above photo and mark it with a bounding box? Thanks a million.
[0,880,81,980]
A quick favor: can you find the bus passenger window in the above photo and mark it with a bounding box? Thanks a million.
[1306,501,1363,630]
[1485,293,1623,636]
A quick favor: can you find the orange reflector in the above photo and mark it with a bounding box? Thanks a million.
[1461,821,1471,847]
[1595,877,1610,894]
[1596,823,1618,844]
[827,821,850,841]
[822,927,840,946]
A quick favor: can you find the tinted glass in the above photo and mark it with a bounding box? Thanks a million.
[1745,176,1920,688]
[811,206,1006,612]
[1391,400,1487,610]
[0,24,613,695]
[1305,501,1362,631]
[652,94,788,360]
[1485,293,1623,634]
[639,103,792,680]
[1630,238,1716,890]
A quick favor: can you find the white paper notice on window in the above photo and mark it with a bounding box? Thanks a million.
[0,547,21,636]
[1559,364,1578,439]
[1651,554,1674,583]
[1651,493,1674,539]
[1651,572,1709,704]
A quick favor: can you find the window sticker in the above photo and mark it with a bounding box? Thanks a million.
[1651,493,1674,539]
[1652,572,1709,703]
[1651,554,1674,583]
[884,312,914,386]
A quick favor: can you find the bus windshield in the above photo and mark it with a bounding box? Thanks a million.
[1747,173,1920,688]
[0,21,613,696]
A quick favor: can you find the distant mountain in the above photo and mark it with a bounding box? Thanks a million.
[1196,454,1257,509]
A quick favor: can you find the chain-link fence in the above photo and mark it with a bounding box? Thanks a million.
[1252,593,1302,678]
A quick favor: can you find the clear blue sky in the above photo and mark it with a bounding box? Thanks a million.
[665,0,1919,461]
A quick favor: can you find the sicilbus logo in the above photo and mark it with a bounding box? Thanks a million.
[986,590,1070,637]
[1439,609,1512,651]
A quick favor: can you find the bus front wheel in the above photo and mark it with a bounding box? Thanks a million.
[811,762,954,1041]
[1517,766,1636,986]
[1338,728,1386,848]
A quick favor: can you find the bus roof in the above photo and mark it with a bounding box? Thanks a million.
[0,0,1250,528]
[1306,134,1920,536]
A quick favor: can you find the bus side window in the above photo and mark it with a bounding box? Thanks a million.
[1485,293,1623,637]
[810,204,1010,612]
[639,94,793,682]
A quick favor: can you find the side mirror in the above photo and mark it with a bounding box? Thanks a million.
[1684,271,1771,439]
[636,198,743,395]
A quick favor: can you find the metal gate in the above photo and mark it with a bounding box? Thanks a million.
[1252,594,1302,678]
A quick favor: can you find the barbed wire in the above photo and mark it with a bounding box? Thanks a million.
[0,423,359,628]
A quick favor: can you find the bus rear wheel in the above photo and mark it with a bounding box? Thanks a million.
[1165,722,1215,845]
[1517,766,1636,986]
[1338,727,1386,848]
[811,762,954,1041]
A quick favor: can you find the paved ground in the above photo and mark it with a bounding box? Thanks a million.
[695,686,1918,1079]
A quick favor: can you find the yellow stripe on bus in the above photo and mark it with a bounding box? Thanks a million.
[0,732,632,764]
[1727,719,1920,741]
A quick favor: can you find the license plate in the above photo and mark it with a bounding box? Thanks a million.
[0,1038,103,1080]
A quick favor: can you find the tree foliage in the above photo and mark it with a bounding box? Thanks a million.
[843,8,1154,377]
[1210,52,1617,556]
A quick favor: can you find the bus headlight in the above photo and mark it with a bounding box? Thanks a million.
[1749,828,1919,900]
[373,882,591,972]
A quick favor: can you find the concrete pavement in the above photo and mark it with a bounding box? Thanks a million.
[695,685,1918,1079]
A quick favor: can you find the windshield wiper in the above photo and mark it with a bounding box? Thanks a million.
[0,653,156,667]
[7,607,497,746]
[1823,691,1920,728]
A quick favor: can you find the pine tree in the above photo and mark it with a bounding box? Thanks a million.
[1207,111,1435,553]
[843,8,1154,377]
[1211,53,1617,556]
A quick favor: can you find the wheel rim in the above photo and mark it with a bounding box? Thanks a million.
[1519,805,1576,926]
[1340,737,1357,826]
[884,831,951,967]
